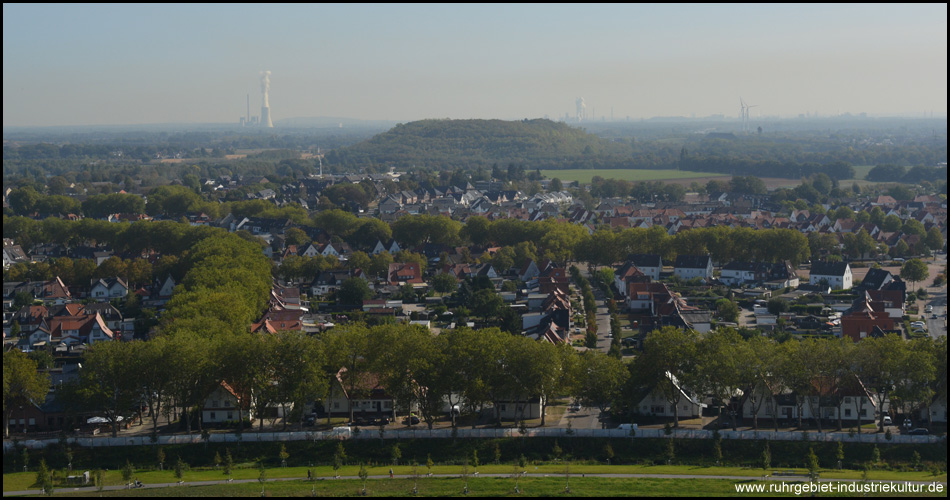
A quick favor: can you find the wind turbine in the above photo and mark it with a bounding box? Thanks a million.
[739,97,758,132]
[745,103,759,131]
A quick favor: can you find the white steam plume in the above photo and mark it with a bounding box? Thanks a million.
[260,70,271,107]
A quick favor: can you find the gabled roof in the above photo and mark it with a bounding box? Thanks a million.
[626,254,662,268]
[811,261,850,277]
[673,255,711,269]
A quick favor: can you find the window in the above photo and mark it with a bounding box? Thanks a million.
[210,412,216,420]
[651,406,664,414]
[500,405,507,412]
[333,402,340,409]
[228,412,233,420]
[845,409,852,417]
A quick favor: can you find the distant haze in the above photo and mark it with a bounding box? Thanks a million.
[3,4,947,127]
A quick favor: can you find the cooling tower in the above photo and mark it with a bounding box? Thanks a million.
[260,71,274,128]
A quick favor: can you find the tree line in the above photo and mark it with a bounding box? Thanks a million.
[10,324,943,442]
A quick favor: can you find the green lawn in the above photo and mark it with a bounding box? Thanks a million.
[5,464,944,493]
[850,165,875,180]
[540,169,727,184]
[10,475,949,497]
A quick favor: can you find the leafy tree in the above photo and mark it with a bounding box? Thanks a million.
[121,460,134,484]
[573,350,628,413]
[882,214,902,232]
[806,446,820,481]
[761,441,771,469]
[640,327,700,427]
[338,277,373,305]
[174,456,186,482]
[924,227,943,254]
[284,227,310,247]
[3,350,50,437]
[391,443,402,466]
[900,259,929,291]
[715,298,740,323]
[358,463,369,492]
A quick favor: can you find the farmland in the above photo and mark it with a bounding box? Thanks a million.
[540,169,728,184]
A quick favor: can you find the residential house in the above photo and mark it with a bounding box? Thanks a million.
[252,307,304,333]
[809,262,853,290]
[48,312,115,345]
[371,239,401,255]
[310,270,353,296]
[388,262,423,285]
[323,369,404,420]
[626,254,663,281]
[720,261,799,289]
[518,260,541,282]
[673,255,714,280]
[742,376,879,426]
[633,371,706,419]
[840,294,896,342]
[202,382,246,424]
[89,277,129,301]
[492,396,543,421]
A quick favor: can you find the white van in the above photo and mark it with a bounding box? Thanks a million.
[616,423,638,432]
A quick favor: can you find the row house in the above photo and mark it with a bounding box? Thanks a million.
[742,377,880,426]
[720,261,799,289]
[3,277,72,306]
[840,294,896,342]
[371,239,401,255]
[673,255,714,280]
[48,312,115,346]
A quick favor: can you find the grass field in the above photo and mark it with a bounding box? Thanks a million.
[5,464,944,493]
[540,165,886,187]
[9,475,948,497]
[540,169,728,184]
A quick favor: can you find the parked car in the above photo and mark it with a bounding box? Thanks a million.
[925,305,933,313]
[908,428,929,435]
[883,416,892,425]
[404,415,420,425]
[568,403,581,412]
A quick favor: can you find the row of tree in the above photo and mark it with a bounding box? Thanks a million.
[4,214,815,276]
[37,326,622,438]
[7,323,946,441]
[619,329,947,434]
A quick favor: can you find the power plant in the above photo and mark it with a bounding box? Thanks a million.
[240,71,273,127]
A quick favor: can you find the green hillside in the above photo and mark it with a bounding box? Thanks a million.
[323,118,636,170]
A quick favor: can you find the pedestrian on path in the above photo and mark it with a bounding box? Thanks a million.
[389,468,394,479]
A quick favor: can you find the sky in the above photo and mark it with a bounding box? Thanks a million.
[3,3,947,127]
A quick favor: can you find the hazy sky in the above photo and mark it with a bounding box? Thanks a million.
[3,3,947,127]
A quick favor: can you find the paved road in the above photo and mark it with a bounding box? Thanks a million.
[6,472,945,496]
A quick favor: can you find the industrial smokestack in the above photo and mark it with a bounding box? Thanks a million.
[260,70,273,128]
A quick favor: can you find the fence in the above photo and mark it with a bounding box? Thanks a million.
[3,426,941,452]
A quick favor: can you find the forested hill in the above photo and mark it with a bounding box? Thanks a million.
[323,119,635,170]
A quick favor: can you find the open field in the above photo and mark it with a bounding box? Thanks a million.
[540,166,896,190]
[14,477,949,497]
[4,465,946,497]
[4,464,944,492]
[540,169,728,184]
